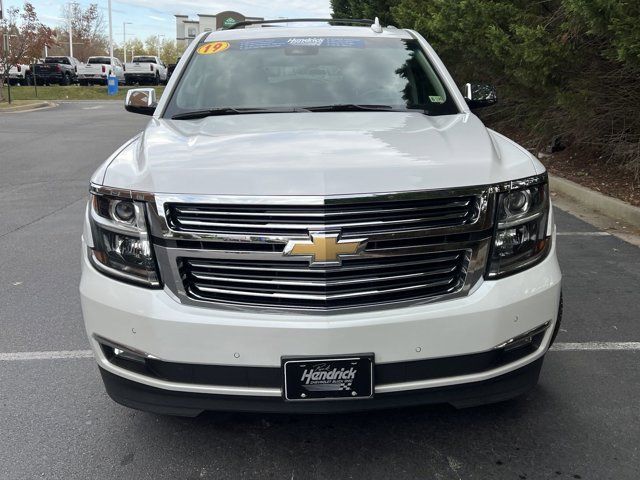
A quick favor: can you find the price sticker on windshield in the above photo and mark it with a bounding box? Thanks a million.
[197,42,230,55]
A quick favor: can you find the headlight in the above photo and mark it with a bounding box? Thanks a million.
[487,176,551,278]
[87,193,160,287]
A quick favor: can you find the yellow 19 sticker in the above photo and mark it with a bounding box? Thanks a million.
[197,41,230,55]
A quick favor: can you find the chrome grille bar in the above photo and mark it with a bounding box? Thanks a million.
[173,199,471,217]
[172,210,471,231]
[188,266,458,287]
[192,278,458,301]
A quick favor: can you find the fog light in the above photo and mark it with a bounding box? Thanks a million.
[113,346,146,364]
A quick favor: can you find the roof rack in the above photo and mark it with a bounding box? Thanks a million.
[225,18,375,30]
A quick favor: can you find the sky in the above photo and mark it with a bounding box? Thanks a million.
[5,0,332,44]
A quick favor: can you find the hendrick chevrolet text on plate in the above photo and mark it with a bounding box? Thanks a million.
[80,18,562,415]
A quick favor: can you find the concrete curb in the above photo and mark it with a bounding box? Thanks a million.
[550,175,640,227]
[0,101,55,113]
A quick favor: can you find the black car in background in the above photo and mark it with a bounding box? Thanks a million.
[33,56,81,85]
[167,57,181,81]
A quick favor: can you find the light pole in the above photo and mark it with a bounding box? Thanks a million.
[123,22,132,63]
[107,0,113,68]
[157,34,165,59]
[68,2,78,57]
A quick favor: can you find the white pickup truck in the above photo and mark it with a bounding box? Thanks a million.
[1,64,32,85]
[124,55,167,85]
[77,56,125,86]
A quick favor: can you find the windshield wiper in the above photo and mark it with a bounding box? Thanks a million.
[305,104,396,112]
[171,107,309,120]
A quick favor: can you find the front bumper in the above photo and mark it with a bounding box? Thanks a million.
[80,229,561,412]
[99,356,546,415]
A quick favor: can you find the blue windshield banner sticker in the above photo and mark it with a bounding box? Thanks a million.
[324,38,365,48]
[237,38,365,50]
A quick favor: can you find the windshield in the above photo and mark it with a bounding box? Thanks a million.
[88,57,111,64]
[132,56,156,63]
[164,37,459,118]
[45,57,69,65]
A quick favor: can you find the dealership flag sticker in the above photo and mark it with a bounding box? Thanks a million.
[197,42,230,55]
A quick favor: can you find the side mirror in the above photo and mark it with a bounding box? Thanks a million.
[125,88,157,115]
[463,83,497,109]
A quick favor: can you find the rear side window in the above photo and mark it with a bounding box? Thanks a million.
[132,56,156,63]
[165,37,459,117]
[45,57,70,65]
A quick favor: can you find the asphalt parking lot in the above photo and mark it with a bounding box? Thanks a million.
[0,102,638,479]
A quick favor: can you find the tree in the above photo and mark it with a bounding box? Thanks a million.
[51,3,107,60]
[160,39,180,66]
[331,0,399,26]
[0,2,53,102]
[366,0,640,176]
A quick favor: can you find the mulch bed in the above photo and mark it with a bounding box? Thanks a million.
[540,149,639,207]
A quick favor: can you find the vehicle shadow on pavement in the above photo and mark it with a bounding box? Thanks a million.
[136,392,548,476]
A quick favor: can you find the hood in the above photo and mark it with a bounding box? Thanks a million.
[101,111,538,196]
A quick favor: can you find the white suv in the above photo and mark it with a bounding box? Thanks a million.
[80,19,562,415]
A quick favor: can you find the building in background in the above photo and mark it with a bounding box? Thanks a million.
[175,11,264,51]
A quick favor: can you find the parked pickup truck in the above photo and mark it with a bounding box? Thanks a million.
[78,56,125,86]
[82,19,562,416]
[33,56,80,85]
[124,56,167,85]
[166,57,181,81]
[0,64,33,85]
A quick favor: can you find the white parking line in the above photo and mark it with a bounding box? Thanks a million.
[550,342,640,351]
[0,343,639,361]
[0,350,93,361]
[556,232,611,236]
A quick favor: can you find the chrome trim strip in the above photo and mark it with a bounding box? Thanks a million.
[189,266,458,287]
[497,210,544,229]
[93,334,159,360]
[173,199,472,217]
[492,320,552,350]
[90,173,546,203]
[173,210,471,231]
[193,278,457,301]
[186,253,463,273]
[90,183,155,202]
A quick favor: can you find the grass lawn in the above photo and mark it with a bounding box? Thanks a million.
[1,85,166,102]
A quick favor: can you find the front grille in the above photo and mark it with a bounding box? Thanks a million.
[179,250,468,310]
[150,189,493,312]
[166,195,479,236]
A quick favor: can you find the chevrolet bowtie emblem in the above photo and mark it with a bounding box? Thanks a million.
[284,232,368,266]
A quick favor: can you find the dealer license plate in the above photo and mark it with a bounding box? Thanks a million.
[283,355,374,401]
